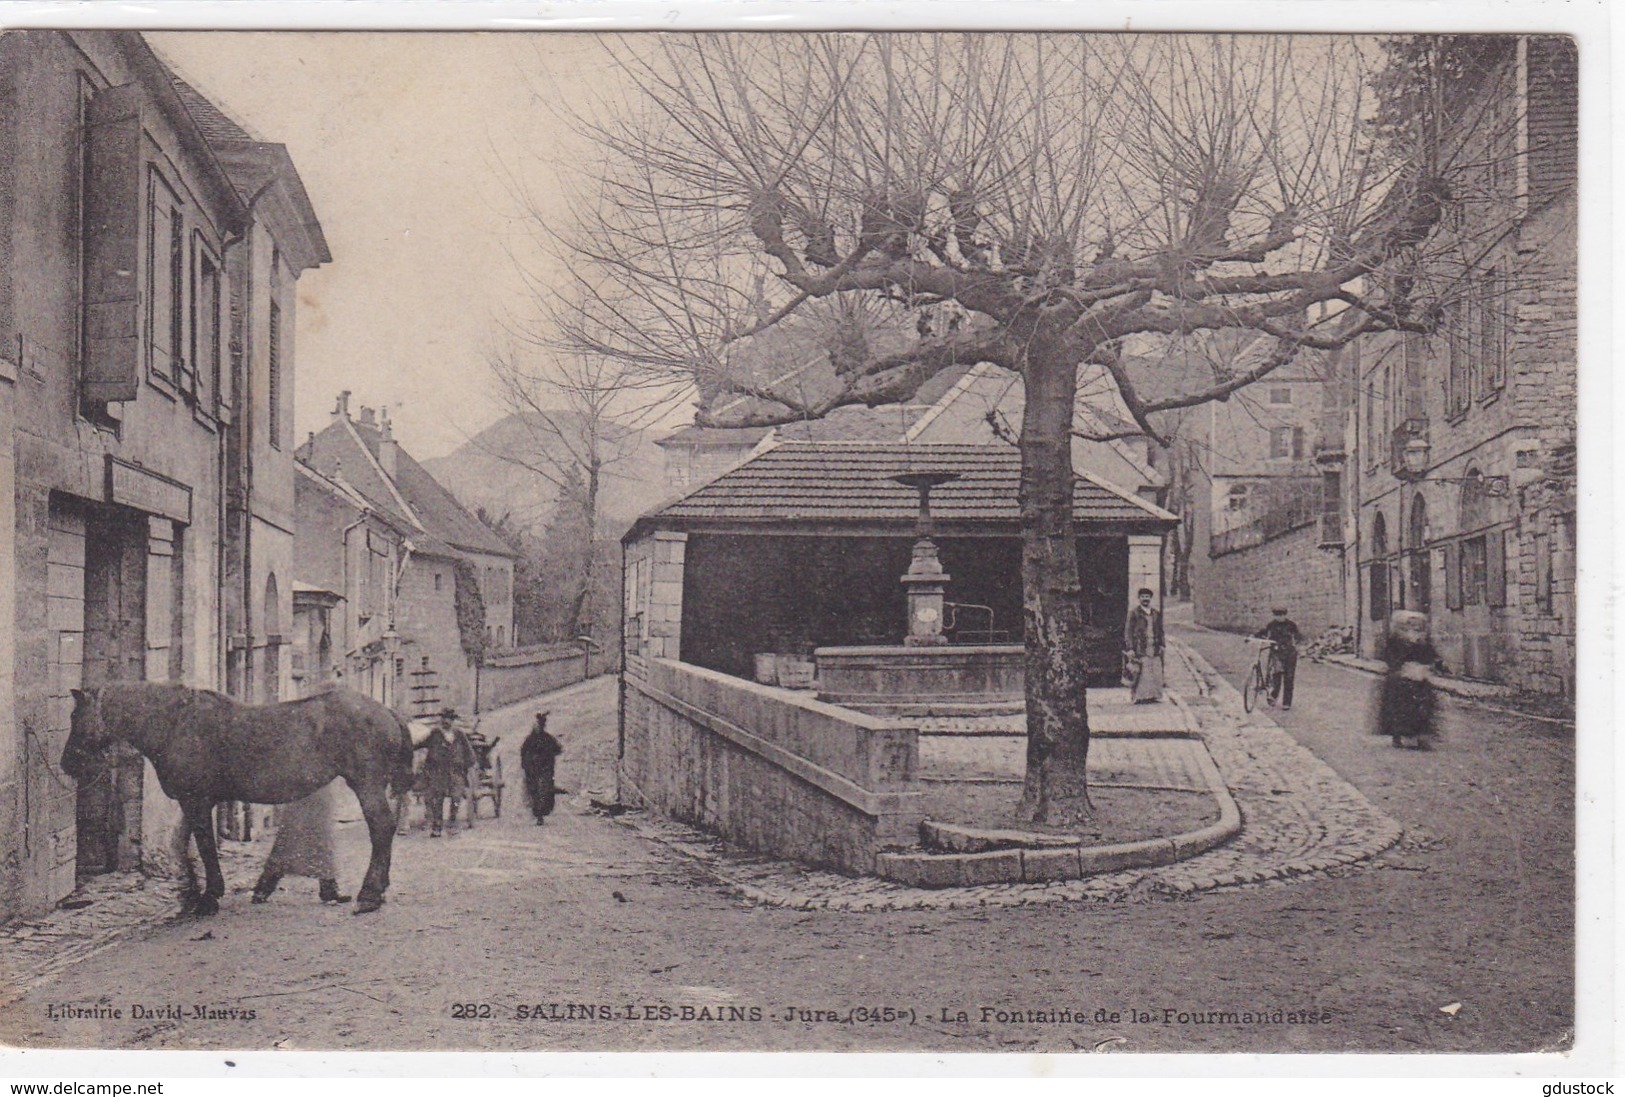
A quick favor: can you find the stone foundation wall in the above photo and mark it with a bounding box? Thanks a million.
[620,658,924,875]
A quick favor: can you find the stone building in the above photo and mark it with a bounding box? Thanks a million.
[298,394,518,716]
[291,459,409,707]
[1181,340,1353,641]
[0,31,326,918]
[623,442,1176,686]
[1351,36,1577,694]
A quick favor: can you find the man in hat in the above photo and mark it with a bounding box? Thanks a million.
[1253,607,1304,709]
[420,707,474,837]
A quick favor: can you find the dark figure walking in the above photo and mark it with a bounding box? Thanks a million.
[421,708,474,837]
[1377,610,1446,750]
[1254,607,1303,709]
[520,712,563,825]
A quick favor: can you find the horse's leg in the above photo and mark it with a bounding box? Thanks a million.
[352,782,395,915]
[185,803,224,915]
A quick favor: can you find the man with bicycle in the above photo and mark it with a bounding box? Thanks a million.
[1253,607,1303,709]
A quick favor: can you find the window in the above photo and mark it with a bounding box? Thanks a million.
[1462,535,1488,606]
[1369,512,1390,621]
[146,170,184,381]
[193,242,221,411]
[1270,427,1305,460]
[434,571,443,593]
[1226,483,1251,512]
[1445,300,1469,417]
[1534,531,1552,613]
[1409,495,1431,612]
[1364,379,1378,471]
[1382,364,1395,443]
[1319,471,1342,546]
[1269,387,1292,405]
[268,301,283,449]
[1447,269,1509,419]
[1482,265,1508,396]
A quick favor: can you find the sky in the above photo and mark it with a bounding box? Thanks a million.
[149,32,609,460]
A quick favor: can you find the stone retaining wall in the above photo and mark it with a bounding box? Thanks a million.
[620,658,925,875]
[1194,522,1345,639]
[478,645,617,713]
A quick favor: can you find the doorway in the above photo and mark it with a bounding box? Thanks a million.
[73,502,149,876]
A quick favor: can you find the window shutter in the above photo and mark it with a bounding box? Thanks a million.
[81,84,144,403]
[1487,528,1508,607]
[1444,541,1463,610]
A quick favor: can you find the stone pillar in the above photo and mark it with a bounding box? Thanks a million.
[646,531,687,660]
[901,537,950,646]
[1127,534,1164,611]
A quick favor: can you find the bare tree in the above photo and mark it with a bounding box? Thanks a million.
[482,342,675,637]
[536,32,1503,822]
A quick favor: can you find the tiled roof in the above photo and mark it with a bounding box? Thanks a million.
[167,75,255,144]
[776,404,931,442]
[631,443,1177,537]
[349,420,518,559]
[297,425,421,534]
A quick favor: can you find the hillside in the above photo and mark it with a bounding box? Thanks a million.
[421,411,670,538]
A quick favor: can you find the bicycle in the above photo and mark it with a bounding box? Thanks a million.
[1243,638,1283,713]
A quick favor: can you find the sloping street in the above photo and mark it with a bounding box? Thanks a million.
[0,649,1574,1055]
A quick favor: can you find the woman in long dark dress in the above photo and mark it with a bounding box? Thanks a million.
[520,712,563,824]
[1377,610,1445,750]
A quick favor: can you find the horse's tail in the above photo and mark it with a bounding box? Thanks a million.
[388,712,416,798]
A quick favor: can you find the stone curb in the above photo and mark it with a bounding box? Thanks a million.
[887,736,1242,886]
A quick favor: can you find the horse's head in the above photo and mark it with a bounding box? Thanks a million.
[62,688,113,780]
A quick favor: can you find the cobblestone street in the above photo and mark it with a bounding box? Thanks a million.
[0,649,1574,1054]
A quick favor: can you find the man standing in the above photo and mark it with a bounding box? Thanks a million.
[421,708,473,837]
[1122,587,1165,704]
[1254,607,1304,709]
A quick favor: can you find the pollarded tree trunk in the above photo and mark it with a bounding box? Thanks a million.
[1018,343,1092,824]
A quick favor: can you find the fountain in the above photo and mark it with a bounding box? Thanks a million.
[814,471,1025,716]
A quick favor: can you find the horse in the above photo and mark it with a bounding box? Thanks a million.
[519,712,563,825]
[62,683,414,915]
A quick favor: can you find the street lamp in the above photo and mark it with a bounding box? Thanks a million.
[1399,438,1431,480]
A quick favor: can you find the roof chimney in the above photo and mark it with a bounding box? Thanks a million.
[333,390,351,420]
[359,406,376,427]
[378,408,398,479]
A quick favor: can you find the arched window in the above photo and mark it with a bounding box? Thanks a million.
[1409,494,1431,612]
[1460,465,1490,531]
[1369,512,1390,620]
[263,573,281,636]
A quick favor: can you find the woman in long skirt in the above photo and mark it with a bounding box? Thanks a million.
[252,780,351,904]
[1376,610,1445,750]
[1122,587,1165,703]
